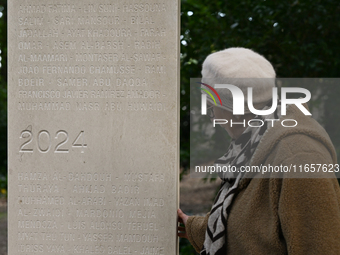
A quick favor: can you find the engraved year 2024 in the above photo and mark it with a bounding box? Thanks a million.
[19,129,87,153]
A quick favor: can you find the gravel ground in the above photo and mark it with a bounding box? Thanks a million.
[0,198,7,255]
[180,174,221,216]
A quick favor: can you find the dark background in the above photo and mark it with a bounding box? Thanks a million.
[179,0,340,176]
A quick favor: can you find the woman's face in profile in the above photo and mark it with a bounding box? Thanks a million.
[207,103,236,138]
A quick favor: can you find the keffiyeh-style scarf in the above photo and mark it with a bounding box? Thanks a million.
[201,103,281,255]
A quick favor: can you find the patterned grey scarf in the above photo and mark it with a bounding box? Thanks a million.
[200,102,281,255]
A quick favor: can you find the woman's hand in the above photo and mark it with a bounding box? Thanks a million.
[177,208,189,239]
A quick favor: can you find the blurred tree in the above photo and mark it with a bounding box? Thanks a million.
[0,0,7,191]
[180,0,340,174]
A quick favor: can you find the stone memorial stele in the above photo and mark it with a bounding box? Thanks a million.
[8,1,180,254]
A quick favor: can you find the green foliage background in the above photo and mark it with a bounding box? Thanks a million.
[0,0,340,253]
[180,0,340,174]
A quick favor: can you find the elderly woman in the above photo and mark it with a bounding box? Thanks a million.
[178,48,340,254]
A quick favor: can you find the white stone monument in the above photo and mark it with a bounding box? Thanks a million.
[8,1,179,254]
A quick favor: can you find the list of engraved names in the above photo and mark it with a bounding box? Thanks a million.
[17,2,168,113]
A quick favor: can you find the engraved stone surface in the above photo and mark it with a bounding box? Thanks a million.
[8,1,179,254]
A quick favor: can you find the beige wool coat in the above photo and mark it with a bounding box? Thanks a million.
[186,105,340,254]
